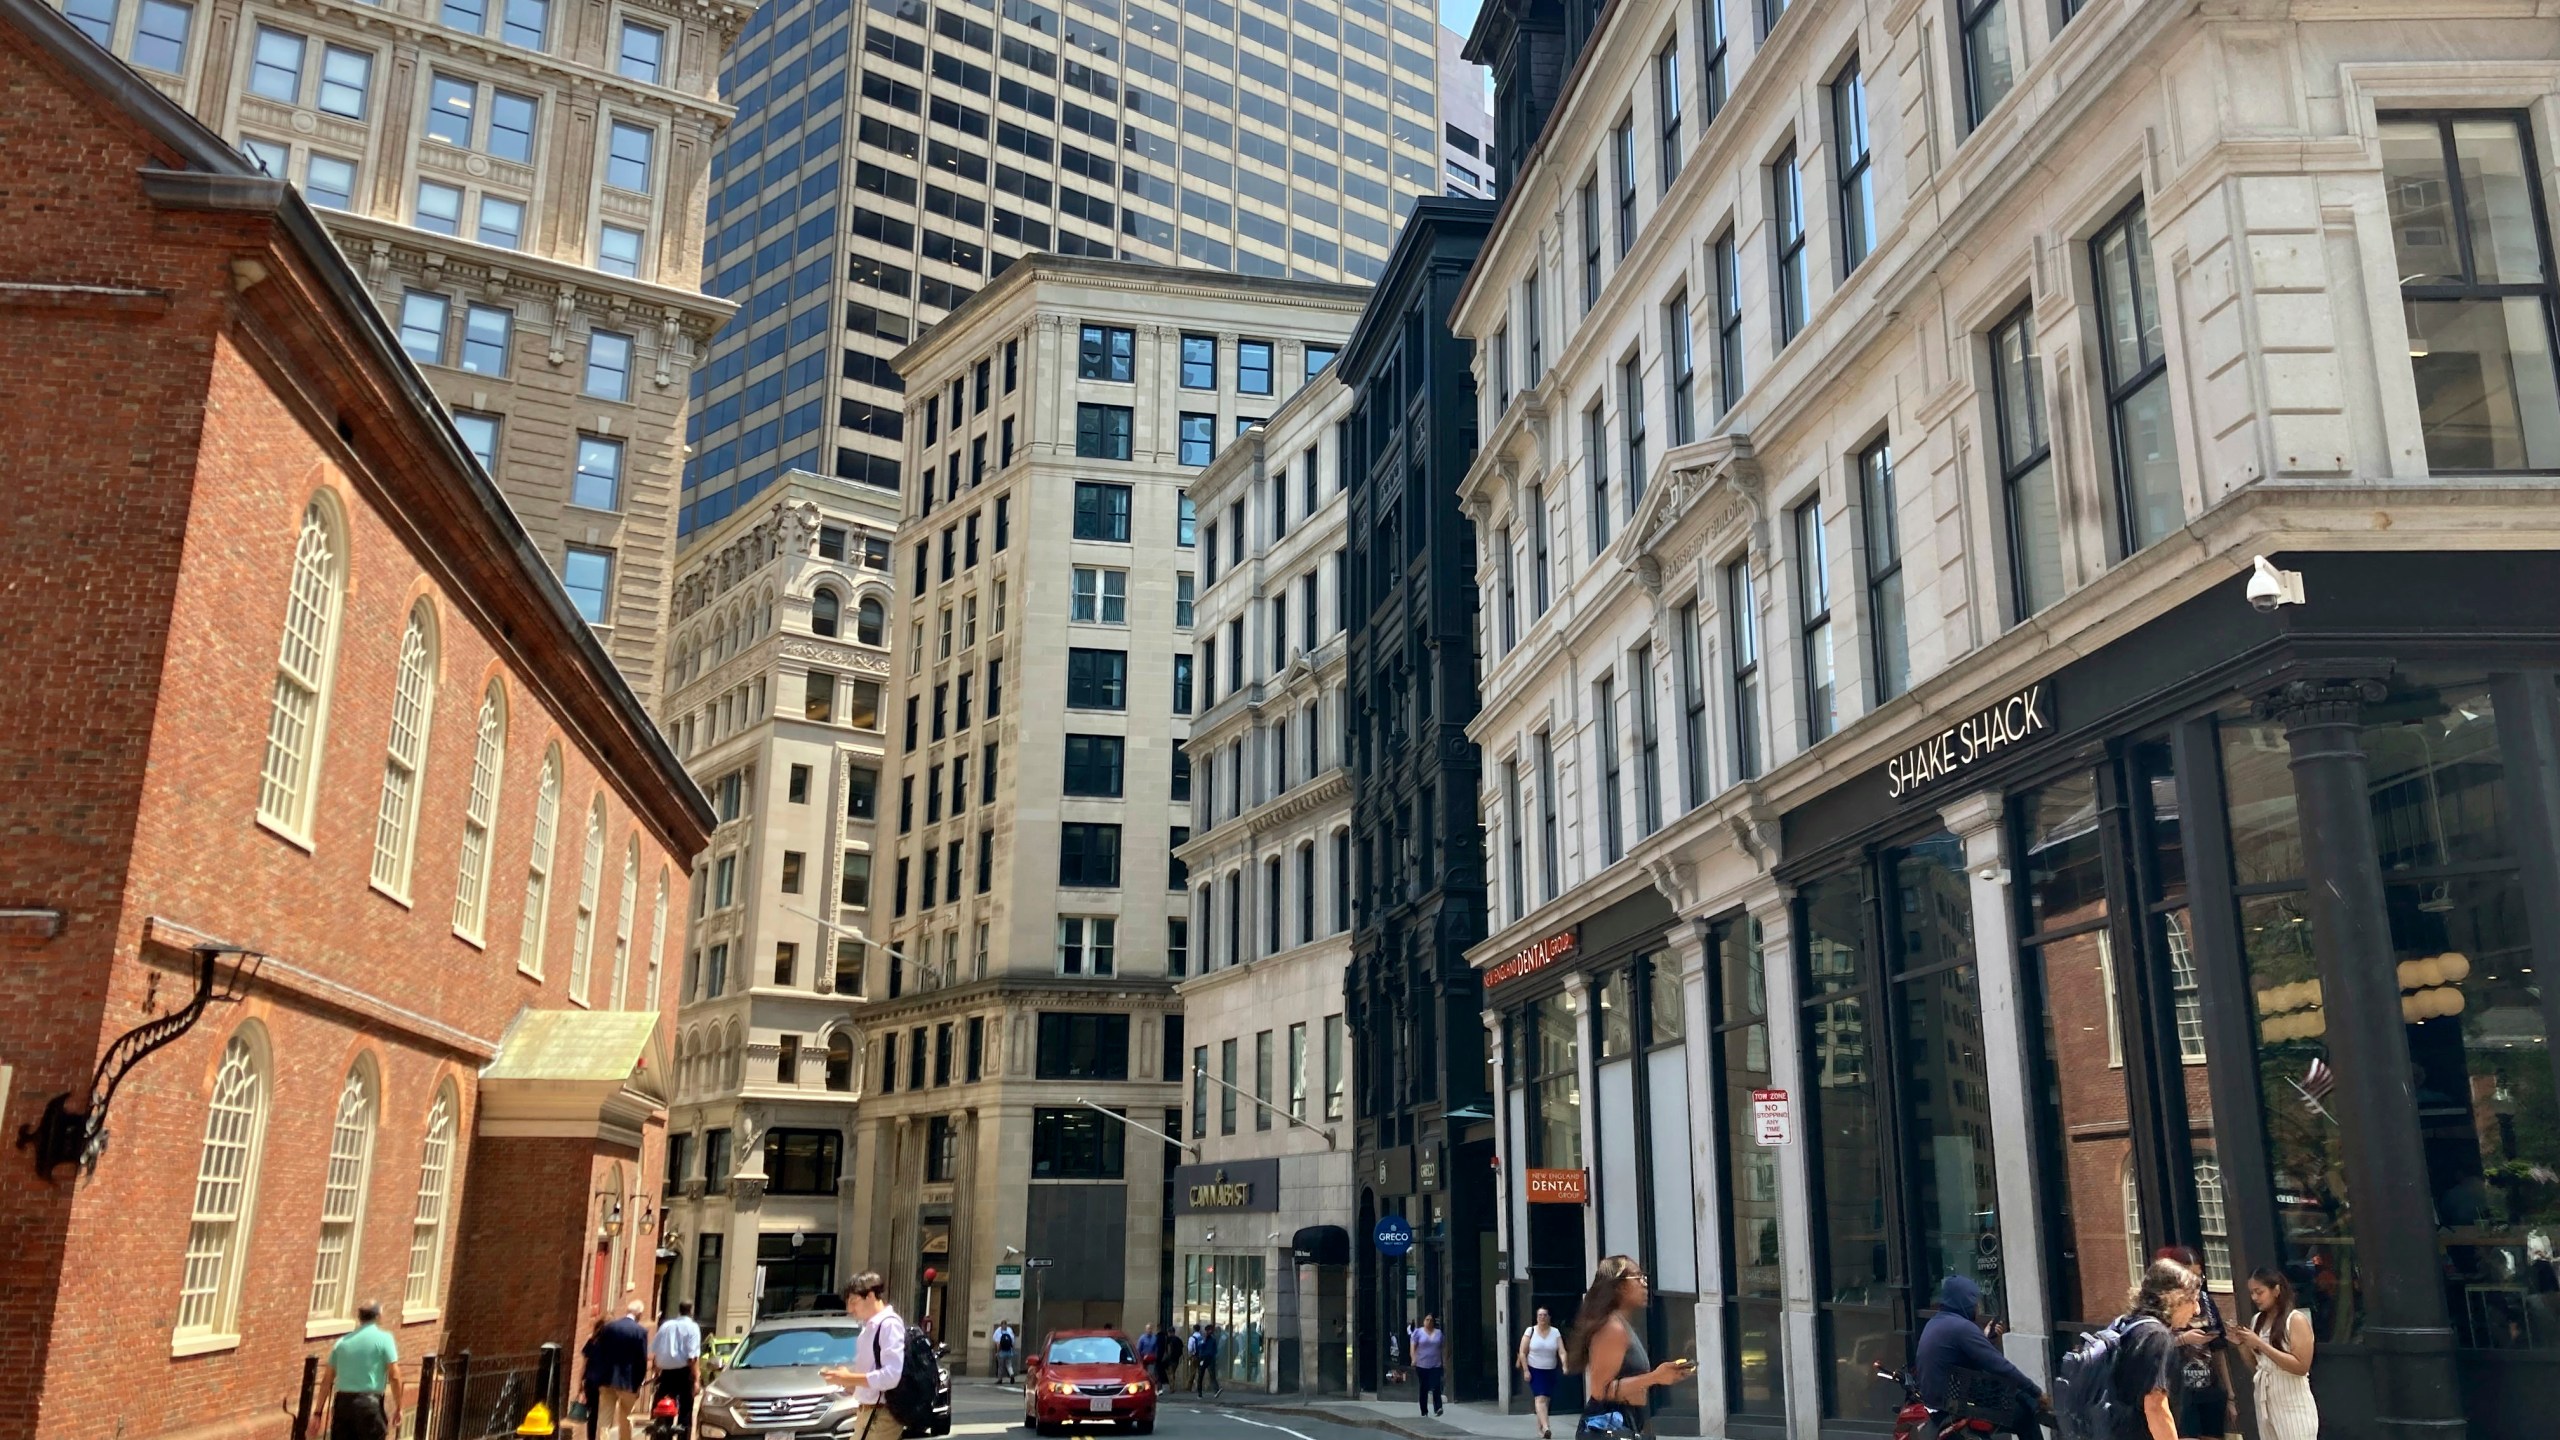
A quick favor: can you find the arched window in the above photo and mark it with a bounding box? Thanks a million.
[517,747,562,976]
[2195,1156,2232,1289]
[612,839,640,1009]
[309,1062,379,1322]
[404,1081,458,1313]
[571,797,606,1004]
[2120,1154,2146,1298]
[825,1032,855,1092]
[811,588,841,638]
[259,495,347,839]
[856,595,886,646]
[178,1032,269,1343]
[452,681,507,941]
[371,598,439,897]
[646,868,669,1007]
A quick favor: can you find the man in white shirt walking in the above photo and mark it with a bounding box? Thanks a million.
[650,1301,704,1440]
[821,1272,907,1440]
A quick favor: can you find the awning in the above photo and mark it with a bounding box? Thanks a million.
[1291,1226,1350,1266]
[476,1008,668,1146]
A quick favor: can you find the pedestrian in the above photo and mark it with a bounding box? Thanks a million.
[1566,1257,1694,1437]
[1515,1306,1564,1440]
[650,1301,704,1440]
[1408,1315,1446,1417]
[993,1320,1019,1386]
[821,1273,910,1440]
[1186,1324,1206,1394]
[2155,1248,2235,1440]
[2106,1256,2202,1440]
[2234,1268,2318,1440]
[583,1300,651,1440]
[1197,1323,1223,1397]
[1135,1323,1158,1385]
[320,1300,406,1440]
[1913,1275,2045,1439]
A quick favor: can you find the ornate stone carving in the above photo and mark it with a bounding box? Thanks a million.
[2255,674,2389,729]
[730,1176,767,1208]
[1725,800,1780,873]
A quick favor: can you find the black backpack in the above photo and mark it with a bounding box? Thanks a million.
[884,1327,941,1430]
[2053,1316,2158,1440]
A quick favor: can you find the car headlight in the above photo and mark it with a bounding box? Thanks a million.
[1130,1382,1151,1395]
[1049,1382,1078,1397]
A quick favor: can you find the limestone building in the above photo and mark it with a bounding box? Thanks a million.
[673,0,1459,537]
[54,0,742,696]
[656,472,901,1330]
[1454,1,2560,1437]
[847,256,1368,1375]
[1172,368,1359,1394]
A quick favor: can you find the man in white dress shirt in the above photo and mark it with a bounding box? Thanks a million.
[821,1272,908,1440]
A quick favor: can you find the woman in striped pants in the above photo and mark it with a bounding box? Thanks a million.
[2236,1269,2319,1440]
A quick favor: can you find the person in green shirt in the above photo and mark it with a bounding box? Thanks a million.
[322,1301,405,1440]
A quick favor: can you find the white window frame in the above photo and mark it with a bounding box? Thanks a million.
[517,746,562,977]
[452,680,507,943]
[370,599,440,901]
[307,1062,379,1328]
[175,1031,269,1352]
[403,1082,458,1316]
[570,797,606,1005]
[258,495,347,845]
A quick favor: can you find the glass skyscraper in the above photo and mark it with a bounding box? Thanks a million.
[679,0,1463,536]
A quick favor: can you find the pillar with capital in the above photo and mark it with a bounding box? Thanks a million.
[1483,1007,1514,1413]
[1563,970,1601,1269]
[1665,920,1729,1439]
[1748,888,1821,1440]
[2259,669,2463,1440]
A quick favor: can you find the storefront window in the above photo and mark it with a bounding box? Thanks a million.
[1713,915,1784,1417]
[1888,836,2000,1315]
[1799,871,1898,1419]
[1599,971,1637,1058]
[1179,1253,1269,1383]
[1534,992,1583,1169]
[2017,773,2136,1332]
[1649,959,1687,1043]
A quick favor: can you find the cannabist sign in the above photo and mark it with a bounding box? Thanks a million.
[1885,682,2054,799]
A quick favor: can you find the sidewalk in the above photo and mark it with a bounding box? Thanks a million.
[1198,1387,1527,1440]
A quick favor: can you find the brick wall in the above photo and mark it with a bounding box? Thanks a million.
[0,23,697,1439]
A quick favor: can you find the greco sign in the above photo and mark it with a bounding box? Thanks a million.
[1884,682,2055,800]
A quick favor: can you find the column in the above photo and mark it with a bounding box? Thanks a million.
[1939,790,2052,1387]
[2261,672,2463,1440]
[1669,920,1727,1439]
[1563,970,1601,1268]
[1751,890,1820,1440]
[1484,1009,1515,1413]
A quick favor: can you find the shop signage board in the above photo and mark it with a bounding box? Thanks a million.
[1171,1158,1281,1213]
[1487,929,1580,988]
[1751,1088,1791,1145]
[1374,1214,1415,1256]
[1883,681,2054,799]
[1524,1167,1588,1204]
[994,1264,1023,1298]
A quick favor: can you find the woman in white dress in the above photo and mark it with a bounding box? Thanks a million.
[1514,1307,1565,1439]
[2234,1267,2319,1440]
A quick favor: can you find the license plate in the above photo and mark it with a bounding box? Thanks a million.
[1088,1398,1115,1412]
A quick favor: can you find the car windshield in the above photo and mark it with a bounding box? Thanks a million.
[1047,1337,1135,1365]
[733,1326,862,1369]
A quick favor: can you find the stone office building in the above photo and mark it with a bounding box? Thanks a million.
[1453,1,2560,1438]
[655,473,902,1332]
[1176,365,1361,1393]
[54,0,741,698]
[1339,196,1501,1401]
[850,257,1368,1375]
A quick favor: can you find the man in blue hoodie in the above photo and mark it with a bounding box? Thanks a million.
[1913,1275,2048,1437]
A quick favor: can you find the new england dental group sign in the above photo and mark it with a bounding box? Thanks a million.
[1884,682,2054,799]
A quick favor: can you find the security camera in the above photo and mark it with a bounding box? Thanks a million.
[2246,556,2305,613]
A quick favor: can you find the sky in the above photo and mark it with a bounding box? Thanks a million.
[1440,0,1479,36]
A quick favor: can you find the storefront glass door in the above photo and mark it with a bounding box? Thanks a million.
[1711,915,1786,1421]
[1800,871,1900,1421]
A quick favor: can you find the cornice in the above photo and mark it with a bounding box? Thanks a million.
[1625,433,1767,592]
[1180,767,1352,859]
[264,0,744,122]
[326,212,735,340]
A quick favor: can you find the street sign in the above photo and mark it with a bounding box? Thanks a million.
[1373,1214,1415,1257]
[1025,1257,1056,1268]
[1752,1088,1791,1145]
[994,1264,1023,1298]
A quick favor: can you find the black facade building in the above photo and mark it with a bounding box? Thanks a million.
[1341,197,1502,1400]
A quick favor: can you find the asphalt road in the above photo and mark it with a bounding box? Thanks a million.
[945,1380,1385,1440]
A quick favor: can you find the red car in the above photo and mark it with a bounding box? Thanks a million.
[1023,1330,1157,1435]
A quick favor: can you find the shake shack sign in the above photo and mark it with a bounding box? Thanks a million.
[1884,682,2054,799]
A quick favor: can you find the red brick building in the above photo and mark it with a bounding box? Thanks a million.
[0,3,713,1435]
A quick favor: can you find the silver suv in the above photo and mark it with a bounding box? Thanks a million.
[695,1314,949,1439]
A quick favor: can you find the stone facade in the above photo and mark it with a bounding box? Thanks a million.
[1176,366,1360,1393]
[50,0,743,699]
[845,256,1369,1375]
[656,472,902,1334]
[1453,1,2560,1437]
[0,10,710,1435]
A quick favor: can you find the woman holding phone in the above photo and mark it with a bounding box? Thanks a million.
[1565,1256,1694,1437]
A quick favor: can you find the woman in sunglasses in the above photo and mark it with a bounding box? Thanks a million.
[1565,1257,1695,1437]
